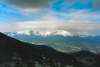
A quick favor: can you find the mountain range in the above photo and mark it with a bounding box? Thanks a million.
[4,30,100,53]
[0,32,100,67]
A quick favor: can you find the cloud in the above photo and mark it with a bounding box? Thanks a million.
[0,1,100,35]
[20,9,100,35]
[42,9,100,23]
[0,21,66,32]
[5,0,100,11]
[7,0,52,9]
[0,20,100,35]
[93,0,100,10]
[65,22,100,35]
[0,8,100,35]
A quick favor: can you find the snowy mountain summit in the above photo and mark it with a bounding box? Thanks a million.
[18,30,73,36]
[6,30,73,36]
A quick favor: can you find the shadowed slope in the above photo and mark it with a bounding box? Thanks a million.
[0,32,78,67]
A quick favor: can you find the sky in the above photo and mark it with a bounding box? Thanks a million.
[0,0,100,35]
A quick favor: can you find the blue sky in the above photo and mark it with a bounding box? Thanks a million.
[0,0,100,35]
[0,0,99,23]
[50,0,92,12]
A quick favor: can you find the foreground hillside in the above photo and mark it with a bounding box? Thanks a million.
[0,32,100,67]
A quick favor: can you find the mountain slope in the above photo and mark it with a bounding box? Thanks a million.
[0,32,100,67]
[0,32,77,67]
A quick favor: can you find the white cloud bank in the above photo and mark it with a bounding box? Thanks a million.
[0,20,100,35]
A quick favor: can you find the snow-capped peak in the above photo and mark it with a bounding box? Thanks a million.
[9,30,73,36]
[52,30,72,36]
